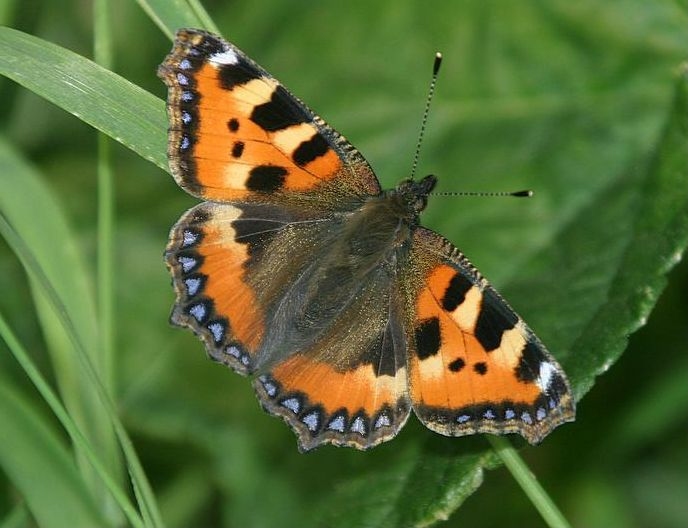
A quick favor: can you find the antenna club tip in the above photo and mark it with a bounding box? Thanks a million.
[512,190,534,197]
[433,52,443,75]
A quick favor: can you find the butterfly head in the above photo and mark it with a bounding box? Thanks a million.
[394,174,438,216]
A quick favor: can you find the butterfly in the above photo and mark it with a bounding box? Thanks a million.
[157,29,575,452]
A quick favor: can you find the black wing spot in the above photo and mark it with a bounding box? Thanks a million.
[217,62,258,90]
[441,273,473,312]
[448,358,465,372]
[415,317,441,359]
[246,165,287,192]
[231,141,245,158]
[250,86,309,132]
[292,133,330,167]
[474,290,518,352]
[473,362,488,375]
[227,118,240,132]
[515,341,546,383]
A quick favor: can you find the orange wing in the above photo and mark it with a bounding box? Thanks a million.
[158,29,380,205]
[406,228,575,444]
[166,201,276,374]
[255,351,411,452]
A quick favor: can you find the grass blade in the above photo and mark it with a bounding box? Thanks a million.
[0,310,144,528]
[0,26,167,169]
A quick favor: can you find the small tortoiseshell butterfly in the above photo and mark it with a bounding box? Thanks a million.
[158,29,575,451]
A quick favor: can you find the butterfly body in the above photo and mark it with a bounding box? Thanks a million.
[159,29,575,451]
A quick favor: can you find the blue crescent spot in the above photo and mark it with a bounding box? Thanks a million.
[184,277,201,296]
[178,256,196,272]
[281,397,301,414]
[260,378,277,398]
[208,322,224,343]
[302,412,320,432]
[189,303,206,322]
[350,416,366,435]
[374,413,391,429]
[327,415,346,432]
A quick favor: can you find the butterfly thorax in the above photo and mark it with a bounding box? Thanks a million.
[343,174,437,260]
[390,174,437,220]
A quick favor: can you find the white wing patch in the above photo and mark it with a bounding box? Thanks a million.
[209,49,239,66]
[536,361,557,391]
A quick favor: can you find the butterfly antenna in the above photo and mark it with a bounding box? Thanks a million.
[410,52,442,181]
[433,190,534,198]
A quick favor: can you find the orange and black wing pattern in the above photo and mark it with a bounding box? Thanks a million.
[158,29,380,206]
[160,29,575,452]
[406,228,575,444]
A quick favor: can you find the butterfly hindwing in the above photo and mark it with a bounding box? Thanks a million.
[167,198,413,451]
[253,237,413,451]
[166,201,284,374]
[254,325,411,452]
[406,228,575,444]
[167,197,354,374]
[158,29,380,205]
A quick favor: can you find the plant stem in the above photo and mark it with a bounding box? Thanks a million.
[488,436,571,528]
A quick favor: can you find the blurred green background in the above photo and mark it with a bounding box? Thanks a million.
[1,1,687,527]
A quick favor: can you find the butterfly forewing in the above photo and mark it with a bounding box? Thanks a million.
[158,29,380,205]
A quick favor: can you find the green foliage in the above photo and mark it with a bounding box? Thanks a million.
[1,1,687,527]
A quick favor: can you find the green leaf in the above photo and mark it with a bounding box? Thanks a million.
[0,133,125,513]
[0,138,157,527]
[0,308,144,528]
[0,374,106,528]
[316,439,496,528]
[0,26,166,170]
[2,2,687,527]
[566,72,688,395]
